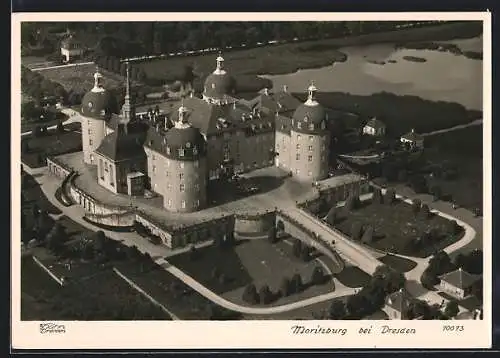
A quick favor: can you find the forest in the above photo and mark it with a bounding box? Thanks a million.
[21,21,450,59]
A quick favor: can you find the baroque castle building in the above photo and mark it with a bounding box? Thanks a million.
[79,54,334,213]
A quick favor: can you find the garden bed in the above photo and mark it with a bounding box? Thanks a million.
[21,130,82,168]
[332,198,464,258]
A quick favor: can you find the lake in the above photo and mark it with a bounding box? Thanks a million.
[261,37,483,111]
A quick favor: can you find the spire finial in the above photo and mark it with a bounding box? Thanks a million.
[125,60,131,99]
[216,51,224,71]
[306,81,318,105]
[93,65,103,88]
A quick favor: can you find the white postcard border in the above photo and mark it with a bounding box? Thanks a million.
[11,11,492,350]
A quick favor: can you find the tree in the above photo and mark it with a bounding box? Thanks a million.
[429,185,442,201]
[242,284,259,304]
[311,266,325,285]
[267,226,277,243]
[211,267,220,280]
[46,222,65,253]
[329,299,347,319]
[444,300,459,318]
[33,125,43,137]
[361,225,374,244]
[326,206,337,226]
[372,188,383,204]
[56,120,64,133]
[344,194,359,211]
[385,188,396,204]
[259,285,272,305]
[37,211,52,239]
[420,204,431,219]
[31,203,40,218]
[350,222,363,241]
[292,239,302,257]
[93,230,107,253]
[412,199,421,214]
[280,277,291,297]
[300,245,311,262]
[291,273,303,293]
[189,245,199,261]
[22,140,30,154]
[447,220,461,235]
[420,269,440,289]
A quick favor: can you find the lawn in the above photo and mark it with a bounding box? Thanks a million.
[423,125,483,211]
[21,257,170,320]
[166,241,253,295]
[37,63,134,93]
[379,254,418,273]
[115,261,242,320]
[334,265,372,288]
[222,238,336,306]
[332,199,464,258]
[21,129,82,168]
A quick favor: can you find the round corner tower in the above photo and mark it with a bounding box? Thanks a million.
[162,103,208,213]
[290,83,330,182]
[80,66,114,165]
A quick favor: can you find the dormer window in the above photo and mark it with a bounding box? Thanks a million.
[211,83,216,89]
[321,121,326,130]
[297,122,302,129]
[186,142,191,148]
[179,148,185,157]
[166,146,171,154]
[304,115,309,122]
[309,123,314,131]
[193,146,198,155]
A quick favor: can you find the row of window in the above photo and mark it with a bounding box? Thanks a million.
[166,198,200,209]
[294,120,327,131]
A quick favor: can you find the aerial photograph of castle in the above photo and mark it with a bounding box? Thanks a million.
[19,20,485,321]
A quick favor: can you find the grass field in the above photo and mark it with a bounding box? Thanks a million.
[333,265,372,288]
[333,199,463,258]
[423,125,483,211]
[21,257,170,320]
[379,254,418,273]
[21,129,82,168]
[115,261,241,320]
[37,64,133,93]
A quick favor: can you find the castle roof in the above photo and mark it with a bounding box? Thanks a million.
[365,117,386,129]
[95,124,146,162]
[385,288,412,313]
[80,67,114,120]
[439,268,479,290]
[203,53,236,100]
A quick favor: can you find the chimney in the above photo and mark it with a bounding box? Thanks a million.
[164,118,168,131]
[190,91,194,98]
[263,88,269,96]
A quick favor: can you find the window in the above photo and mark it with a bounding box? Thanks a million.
[296,143,300,150]
[179,173,184,180]
[309,135,314,141]
[180,162,184,169]
[165,171,169,177]
[89,139,93,146]
[308,171,312,176]
[297,122,302,129]
[295,169,300,175]
[166,147,171,155]
[276,144,280,150]
[152,165,156,173]
[166,160,170,167]
[297,134,301,140]
[88,128,92,135]
[296,153,300,160]
[308,145,313,152]
[309,123,314,130]
[181,200,186,208]
[152,154,155,161]
[193,146,198,155]
[180,184,185,192]
[195,183,200,192]
[168,199,172,207]
[104,162,109,172]
[195,199,200,208]
[179,148,185,157]
[308,155,313,162]
[90,154,94,164]
[167,183,172,191]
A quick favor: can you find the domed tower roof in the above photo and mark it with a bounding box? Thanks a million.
[203,52,236,101]
[291,82,328,134]
[80,66,114,120]
[164,102,207,160]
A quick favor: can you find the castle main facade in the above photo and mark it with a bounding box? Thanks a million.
[79,54,333,213]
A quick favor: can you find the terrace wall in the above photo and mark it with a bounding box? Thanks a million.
[47,157,72,180]
[85,211,136,227]
[234,210,276,235]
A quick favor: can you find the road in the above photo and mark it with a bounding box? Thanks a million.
[21,163,359,315]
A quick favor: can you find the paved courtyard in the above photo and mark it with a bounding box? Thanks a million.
[55,151,322,228]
